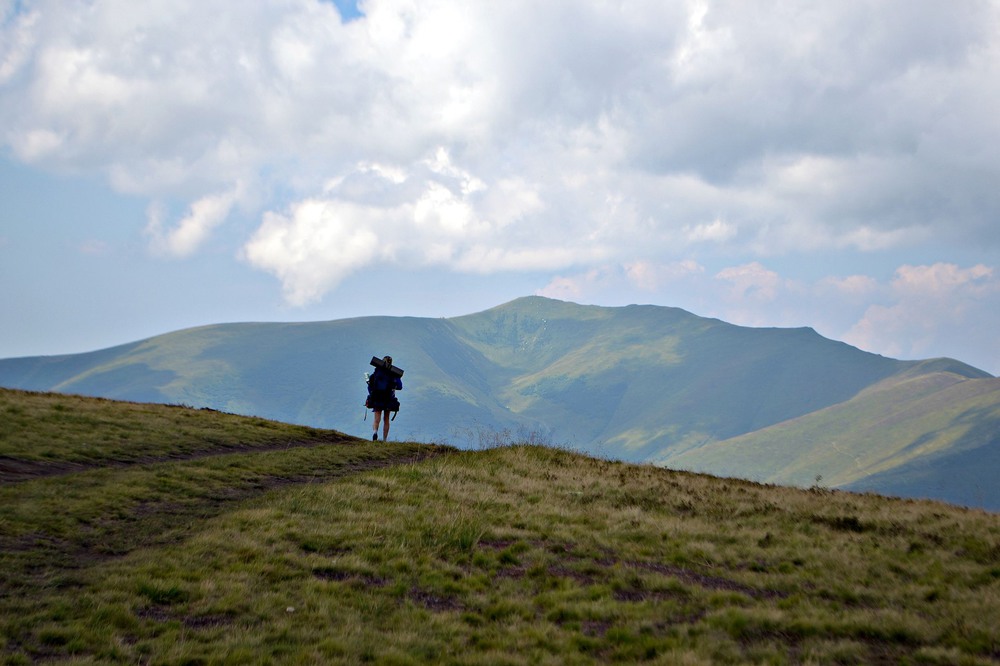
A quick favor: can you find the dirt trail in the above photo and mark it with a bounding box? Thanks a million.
[1,442,454,597]
[0,432,367,484]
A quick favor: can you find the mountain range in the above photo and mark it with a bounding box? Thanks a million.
[2,296,997,510]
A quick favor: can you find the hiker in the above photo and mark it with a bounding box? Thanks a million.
[367,355,402,441]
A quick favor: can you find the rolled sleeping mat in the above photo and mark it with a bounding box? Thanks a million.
[370,356,404,378]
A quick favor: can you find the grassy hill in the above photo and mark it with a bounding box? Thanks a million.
[2,388,999,664]
[667,363,1000,510]
[1,296,996,510]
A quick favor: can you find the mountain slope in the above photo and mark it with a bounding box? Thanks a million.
[668,364,1000,508]
[0,317,526,443]
[447,297,935,458]
[1,296,995,508]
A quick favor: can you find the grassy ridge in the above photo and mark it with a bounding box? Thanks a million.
[0,388,356,470]
[668,368,1000,509]
[2,389,1000,664]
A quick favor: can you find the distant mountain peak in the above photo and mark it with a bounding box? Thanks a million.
[1,296,997,510]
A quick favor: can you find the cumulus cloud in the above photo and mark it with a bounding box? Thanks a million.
[243,198,385,305]
[682,219,737,244]
[818,274,880,301]
[844,263,1000,370]
[715,262,784,302]
[2,0,1000,308]
[145,186,242,257]
[244,148,565,301]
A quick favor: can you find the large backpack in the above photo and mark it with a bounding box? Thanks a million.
[366,368,400,416]
[369,368,394,394]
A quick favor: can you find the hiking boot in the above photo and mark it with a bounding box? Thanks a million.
[372,433,378,441]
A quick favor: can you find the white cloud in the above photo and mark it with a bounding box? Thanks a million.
[818,274,880,300]
[683,219,736,244]
[624,260,704,291]
[145,186,242,257]
[242,198,384,306]
[13,127,62,159]
[0,5,38,83]
[715,262,783,302]
[893,262,994,297]
[243,151,571,300]
[2,0,1000,312]
[536,275,587,302]
[538,266,623,302]
[843,263,1000,369]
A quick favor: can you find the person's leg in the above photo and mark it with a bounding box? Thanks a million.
[372,410,382,440]
[382,415,390,441]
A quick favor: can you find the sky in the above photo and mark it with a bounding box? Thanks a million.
[1,0,999,375]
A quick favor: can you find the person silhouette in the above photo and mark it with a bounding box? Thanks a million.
[367,355,402,441]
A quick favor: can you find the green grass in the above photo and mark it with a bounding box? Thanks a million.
[2,388,999,664]
[0,388,358,467]
[669,369,1000,490]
